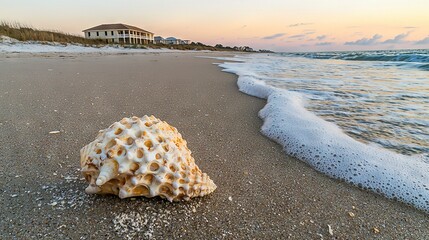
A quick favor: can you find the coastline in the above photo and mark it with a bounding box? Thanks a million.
[217,55,429,213]
[0,52,428,239]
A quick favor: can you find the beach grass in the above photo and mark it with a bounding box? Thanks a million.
[146,43,233,51]
[0,21,252,51]
[0,21,104,45]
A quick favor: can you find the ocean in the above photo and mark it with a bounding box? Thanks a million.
[216,50,429,212]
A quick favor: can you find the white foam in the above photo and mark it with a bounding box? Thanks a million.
[219,59,429,213]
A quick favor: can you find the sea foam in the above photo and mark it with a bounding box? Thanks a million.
[219,61,429,213]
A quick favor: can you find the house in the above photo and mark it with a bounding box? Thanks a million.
[154,36,191,45]
[154,36,166,44]
[162,37,191,45]
[83,23,154,44]
[164,37,181,45]
[237,46,254,52]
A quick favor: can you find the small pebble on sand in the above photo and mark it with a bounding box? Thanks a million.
[328,224,334,236]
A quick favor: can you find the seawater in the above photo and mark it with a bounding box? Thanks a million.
[216,50,429,212]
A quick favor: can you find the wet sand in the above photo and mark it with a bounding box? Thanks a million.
[0,52,428,239]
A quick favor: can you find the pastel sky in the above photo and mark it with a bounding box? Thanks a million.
[1,0,429,51]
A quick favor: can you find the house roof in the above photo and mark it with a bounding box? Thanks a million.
[83,23,153,34]
[165,37,178,40]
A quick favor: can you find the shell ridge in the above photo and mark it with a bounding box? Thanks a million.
[80,116,216,201]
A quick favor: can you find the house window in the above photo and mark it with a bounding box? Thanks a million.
[119,30,123,34]
[111,31,114,35]
[96,32,99,36]
[105,31,107,36]
[88,32,91,37]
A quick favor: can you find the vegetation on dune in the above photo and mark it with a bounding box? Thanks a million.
[1,21,271,52]
[0,21,104,45]
[146,42,251,51]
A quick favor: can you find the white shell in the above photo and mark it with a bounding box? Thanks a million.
[80,115,216,201]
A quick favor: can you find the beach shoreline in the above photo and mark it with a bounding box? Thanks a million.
[0,52,428,239]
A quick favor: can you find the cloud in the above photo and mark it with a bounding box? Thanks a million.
[303,31,315,35]
[344,32,410,46]
[288,34,306,39]
[289,22,313,27]
[415,36,429,45]
[403,26,417,29]
[345,34,383,45]
[308,35,326,41]
[308,35,327,41]
[316,35,327,40]
[241,25,247,29]
[382,32,409,44]
[316,42,333,46]
[262,33,286,40]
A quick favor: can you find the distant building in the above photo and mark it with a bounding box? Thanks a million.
[154,36,166,44]
[156,37,191,45]
[164,37,181,45]
[83,23,154,44]
[238,46,254,52]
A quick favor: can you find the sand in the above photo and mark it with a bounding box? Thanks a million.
[0,52,428,239]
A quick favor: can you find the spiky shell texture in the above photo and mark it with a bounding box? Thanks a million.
[80,115,216,201]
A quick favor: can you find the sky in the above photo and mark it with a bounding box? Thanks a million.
[1,0,429,52]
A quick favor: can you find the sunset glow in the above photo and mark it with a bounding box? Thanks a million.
[1,0,428,51]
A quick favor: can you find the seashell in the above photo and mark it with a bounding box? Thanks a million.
[80,115,216,201]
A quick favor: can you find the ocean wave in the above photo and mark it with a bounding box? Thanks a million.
[284,50,429,69]
[418,64,429,71]
[218,60,429,213]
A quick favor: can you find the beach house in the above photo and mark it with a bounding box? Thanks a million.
[164,37,181,45]
[154,36,166,44]
[161,37,191,45]
[83,23,154,44]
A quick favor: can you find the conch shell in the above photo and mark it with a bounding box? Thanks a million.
[80,115,216,201]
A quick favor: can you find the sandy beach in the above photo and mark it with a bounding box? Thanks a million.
[0,52,428,239]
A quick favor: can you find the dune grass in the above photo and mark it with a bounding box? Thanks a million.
[146,42,251,51]
[0,21,256,51]
[0,21,104,45]
[147,43,226,51]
